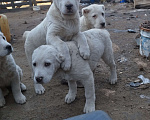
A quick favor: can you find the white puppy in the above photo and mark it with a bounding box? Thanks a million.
[24,0,90,94]
[80,4,106,32]
[32,29,117,113]
[0,32,26,107]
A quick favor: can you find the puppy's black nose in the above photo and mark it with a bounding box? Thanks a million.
[65,4,73,10]
[36,77,43,83]
[101,22,105,27]
[6,45,12,53]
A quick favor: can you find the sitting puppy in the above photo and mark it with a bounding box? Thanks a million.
[80,4,106,32]
[24,0,90,94]
[0,32,26,107]
[32,29,117,113]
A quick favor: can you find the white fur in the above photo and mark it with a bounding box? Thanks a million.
[80,4,106,32]
[0,32,26,107]
[24,0,90,94]
[32,29,117,113]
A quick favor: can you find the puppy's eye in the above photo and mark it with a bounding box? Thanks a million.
[92,15,97,18]
[102,13,104,16]
[3,36,5,40]
[33,63,36,67]
[45,62,51,67]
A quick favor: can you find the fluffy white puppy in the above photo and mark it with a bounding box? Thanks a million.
[32,29,117,113]
[80,4,106,32]
[0,32,26,107]
[24,0,90,94]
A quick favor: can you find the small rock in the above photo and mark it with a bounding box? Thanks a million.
[128,29,136,33]
[130,82,141,87]
[24,21,28,24]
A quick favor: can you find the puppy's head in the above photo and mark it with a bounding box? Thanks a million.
[82,4,106,29]
[32,45,64,84]
[0,32,13,57]
[54,0,80,18]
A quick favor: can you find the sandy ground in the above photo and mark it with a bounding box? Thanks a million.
[0,3,150,120]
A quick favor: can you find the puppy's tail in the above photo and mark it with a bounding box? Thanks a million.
[16,65,23,81]
[16,65,27,91]
[23,31,30,39]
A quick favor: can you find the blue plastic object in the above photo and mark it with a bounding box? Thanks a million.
[80,0,99,3]
[120,0,126,3]
[64,110,112,120]
[90,0,95,3]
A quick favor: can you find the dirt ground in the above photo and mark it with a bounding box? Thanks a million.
[0,3,150,120]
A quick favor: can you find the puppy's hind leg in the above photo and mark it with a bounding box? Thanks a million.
[102,47,117,85]
[0,88,5,107]
[65,80,77,103]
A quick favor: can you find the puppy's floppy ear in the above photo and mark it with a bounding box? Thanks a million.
[56,53,65,63]
[82,8,90,16]
[101,5,105,11]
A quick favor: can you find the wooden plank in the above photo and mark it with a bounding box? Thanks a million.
[1,0,29,1]
[13,2,31,6]
[0,0,52,9]
[0,4,13,7]
[1,0,11,2]
[0,0,33,9]
[36,1,51,4]
[134,0,150,8]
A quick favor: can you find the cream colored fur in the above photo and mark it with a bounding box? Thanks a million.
[80,4,106,32]
[0,32,26,107]
[24,0,90,94]
[32,29,117,113]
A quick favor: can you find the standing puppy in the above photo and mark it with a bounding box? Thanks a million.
[80,4,106,32]
[32,29,117,113]
[0,32,26,107]
[24,0,90,94]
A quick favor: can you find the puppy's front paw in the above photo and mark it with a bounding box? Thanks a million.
[109,74,117,85]
[14,93,26,104]
[109,78,117,85]
[35,84,45,94]
[84,103,95,113]
[61,59,71,71]
[79,46,90,60]
[0,98,5,107]
[65,93,76,104]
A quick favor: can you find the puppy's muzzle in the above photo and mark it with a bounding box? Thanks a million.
[36,76,44,84]
[65,4,73,13]
[101,22,106,28]
[6,45,13,54]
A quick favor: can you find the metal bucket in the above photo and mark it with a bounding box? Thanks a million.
[140,24,150,57]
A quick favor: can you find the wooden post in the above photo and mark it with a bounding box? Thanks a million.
[11,0,15,9]
[32,0,37,6]
[29,0,33,7]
